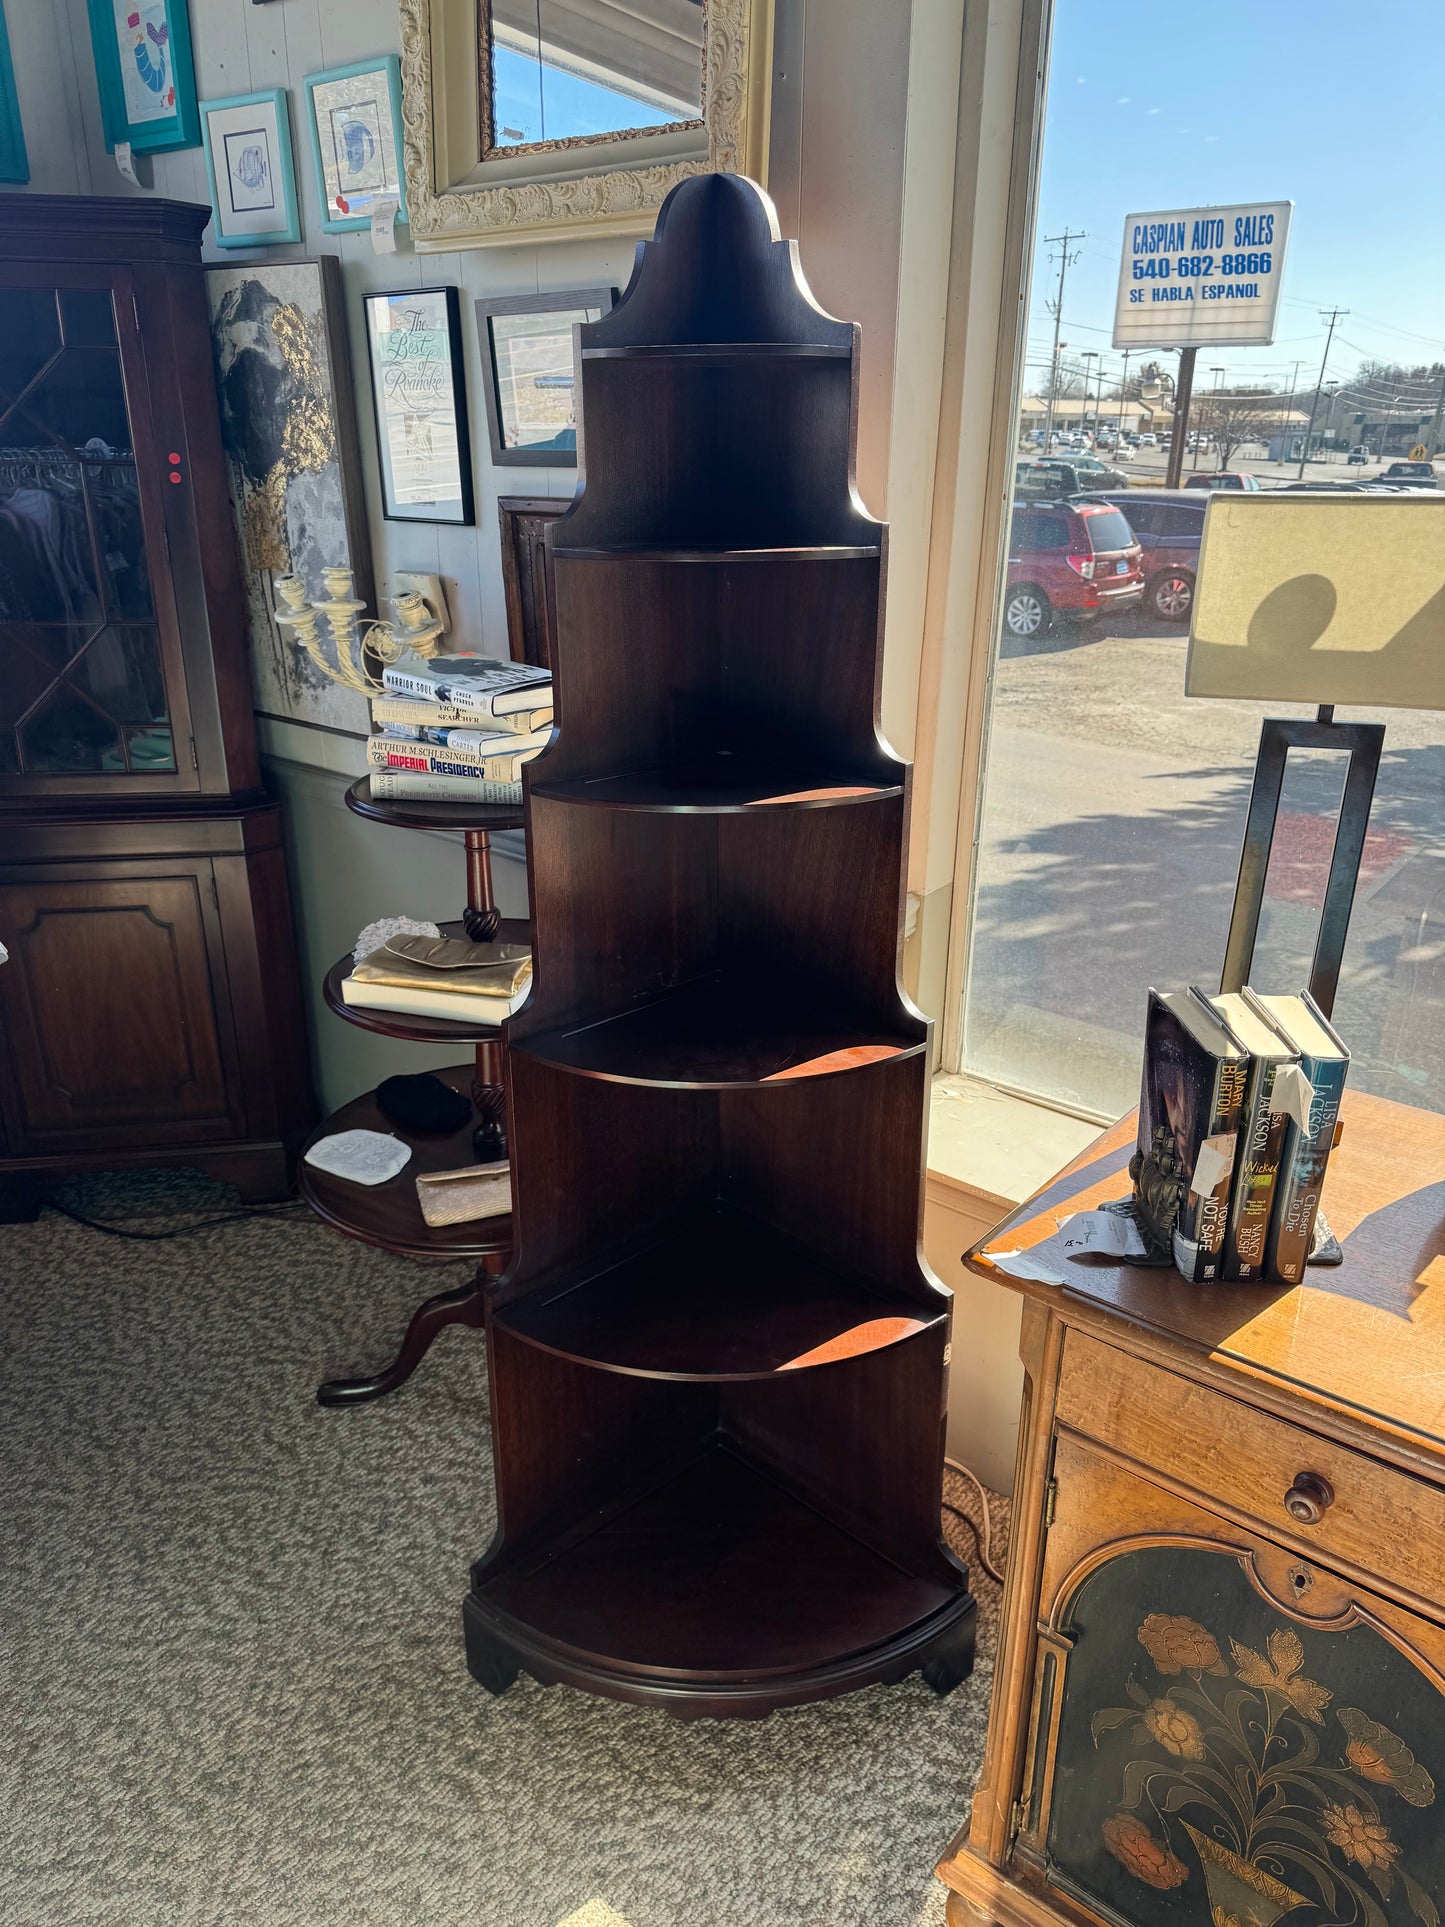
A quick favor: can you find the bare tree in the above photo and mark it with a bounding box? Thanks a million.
[1194,392,1281,468]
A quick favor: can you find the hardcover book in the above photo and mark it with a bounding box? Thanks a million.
[1134,987,1250,1283]
[370,695,553,734]
[381,656,551,719]
[1255,991,1350,1284]
[1210,990,1298,1282]
[367,769,524,804]
[365,734,546,781]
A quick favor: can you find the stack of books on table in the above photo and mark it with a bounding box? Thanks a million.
[1134,986,1349,1285]
[367,656,554,804]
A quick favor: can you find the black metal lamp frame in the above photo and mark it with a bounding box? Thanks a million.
[1220,705,1385,1018]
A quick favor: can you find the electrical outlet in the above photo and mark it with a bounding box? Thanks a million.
[392,573,451,635]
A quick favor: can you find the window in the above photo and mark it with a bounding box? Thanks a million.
[959,0,1444,1118]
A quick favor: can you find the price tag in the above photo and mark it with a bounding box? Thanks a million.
[370,196,400,254]
[115,141,140,186]
[1058,1210,1149,1259]
[1190,1135,1235,1198]
[1271,1062,1317,1133]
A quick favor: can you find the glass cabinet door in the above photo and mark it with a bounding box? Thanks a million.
[0,273,192,793]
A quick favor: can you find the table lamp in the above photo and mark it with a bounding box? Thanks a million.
[1185,494,1445,1013]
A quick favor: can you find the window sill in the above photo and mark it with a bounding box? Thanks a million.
[926,1072,1103,1218]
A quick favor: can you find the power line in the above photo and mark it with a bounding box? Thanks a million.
[1298,307,1347,479]
[1041,228,1085,450]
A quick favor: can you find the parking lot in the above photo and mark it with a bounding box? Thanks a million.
[966,607,1445,1117]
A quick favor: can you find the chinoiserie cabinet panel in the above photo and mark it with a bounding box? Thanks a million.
[0,868,239,1149]
[1023,1441,1445,1927]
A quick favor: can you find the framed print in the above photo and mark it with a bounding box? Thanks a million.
[0,3,27,183]
[200,91,300,249]
[85,0,200,154]
[474,288,617,468]
[363,288,474,526]
[304,56,406,234]
[206,257,375,733]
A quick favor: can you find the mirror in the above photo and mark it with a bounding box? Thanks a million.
[483,0,705,153]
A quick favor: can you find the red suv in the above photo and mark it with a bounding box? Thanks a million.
[1003,501,1143,638]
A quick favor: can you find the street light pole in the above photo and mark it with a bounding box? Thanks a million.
[1115,348,1132,449]
[1164,347,1197,490]
[1080,350,1098,442]
[1297,307,1348,479]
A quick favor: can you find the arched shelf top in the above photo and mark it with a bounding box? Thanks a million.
[581,173,854,352]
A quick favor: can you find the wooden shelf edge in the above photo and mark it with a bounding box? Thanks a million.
[344,774,526,834]
[511,1032,927,1092]
[552,544,881,562]
[529,774,903,814]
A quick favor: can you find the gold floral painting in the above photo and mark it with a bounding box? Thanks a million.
[1046,1549,1442,1927]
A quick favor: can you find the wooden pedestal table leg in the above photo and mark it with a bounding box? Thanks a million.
[316,1258,503,1407]
[463,825,509,1162]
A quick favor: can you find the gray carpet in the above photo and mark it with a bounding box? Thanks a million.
[0,1169,1004,1927]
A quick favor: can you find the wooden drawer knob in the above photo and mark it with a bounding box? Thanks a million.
[1284,1471,1335,1525]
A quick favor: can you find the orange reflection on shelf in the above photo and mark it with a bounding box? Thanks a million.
[764,1044,902,1081]
[779,1316,927,1369]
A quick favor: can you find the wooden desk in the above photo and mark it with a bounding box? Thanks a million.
[937,1090,1445,1927]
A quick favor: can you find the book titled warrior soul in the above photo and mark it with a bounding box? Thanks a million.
[1134,988,1250,1283]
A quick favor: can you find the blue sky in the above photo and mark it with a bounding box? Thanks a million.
[1028,0,1444,402]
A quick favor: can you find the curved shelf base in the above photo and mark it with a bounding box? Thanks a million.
[462,1442,975,1718]
[464,1588,976,1721]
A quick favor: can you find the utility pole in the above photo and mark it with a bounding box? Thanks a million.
[1041,228,1084,453]
[1426,360,1445,459]
[1164,348,1196,489]
[1297,307,1348,479]
[1115,347,1132,448]
[1278,359,1303,464]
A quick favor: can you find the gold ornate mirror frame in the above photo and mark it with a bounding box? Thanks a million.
[399,0,772,250]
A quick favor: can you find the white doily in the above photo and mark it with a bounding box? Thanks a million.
[352,915,441,964]
[303,1130,413,1186]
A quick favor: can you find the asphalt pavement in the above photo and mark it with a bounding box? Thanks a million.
[966,613,1445,1118]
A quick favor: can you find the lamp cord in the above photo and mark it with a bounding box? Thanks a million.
[943,1454,1006,1586]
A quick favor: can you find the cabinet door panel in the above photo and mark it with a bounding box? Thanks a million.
[0,869,240,1149]
[1025,1440,1445,1927]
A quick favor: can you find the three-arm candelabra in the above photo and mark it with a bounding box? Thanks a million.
[272,568,446,693]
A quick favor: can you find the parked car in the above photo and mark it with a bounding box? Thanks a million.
[1347,444,1371,465]
[1015,459,1087,497]
[1062,453,1131,489]
[1003,500,1143,638]
[1085,489,1204,622]
[1139,433,1157,447]
[1184,471,1263,491]
[1376,460,1443,491]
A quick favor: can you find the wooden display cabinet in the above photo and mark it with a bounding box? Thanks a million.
[937,1092,1445,1927]
[0,196,313,1214]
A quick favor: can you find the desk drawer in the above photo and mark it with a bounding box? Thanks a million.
[1056,1328,1445,1615]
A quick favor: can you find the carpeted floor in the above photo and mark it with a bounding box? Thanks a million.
[0,1169,1007,1927]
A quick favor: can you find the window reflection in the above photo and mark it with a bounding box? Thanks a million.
[487,0,703,150]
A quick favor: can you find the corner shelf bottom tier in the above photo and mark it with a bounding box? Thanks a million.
[464,1443,974,1717]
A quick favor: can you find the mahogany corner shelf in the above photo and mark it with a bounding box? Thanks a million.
[463,173,975,1720]
[299,777,528,1405]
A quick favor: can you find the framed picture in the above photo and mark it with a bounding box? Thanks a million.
[0,3,27,184]
[303,56,406,234]
[363,288,474,526]
[206,257,374,734]
[85,0,200,154]
[199,91,300,249]
[474,289,617,467]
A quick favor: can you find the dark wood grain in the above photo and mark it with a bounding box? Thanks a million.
[498,495,566,670]
[466,172,972,1717]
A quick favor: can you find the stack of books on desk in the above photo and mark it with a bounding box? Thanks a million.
[1135,986,1349,1286]
[368,656,553,803]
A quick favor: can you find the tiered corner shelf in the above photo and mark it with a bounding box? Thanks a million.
[298,778,528,1405]
[462,173,975,1720]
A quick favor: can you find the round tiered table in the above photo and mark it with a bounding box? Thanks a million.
[299,777,527,1405]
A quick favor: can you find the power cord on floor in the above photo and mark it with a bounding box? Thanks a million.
[943,1453,1006,1586]
[44,1184,308,1242]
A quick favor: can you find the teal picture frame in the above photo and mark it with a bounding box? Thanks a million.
[85,0,199,154]
[304,56,408,235]
[0,1,29,184]
[200,90,301,249]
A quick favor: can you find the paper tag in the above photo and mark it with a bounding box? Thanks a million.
[115,141,139,186]
[1058,1210,1149,1259]
[984,1248,1067,1286]
[1190,1134,1236,1198]
[370,196,400,254]
[1271,1062,1317,1134]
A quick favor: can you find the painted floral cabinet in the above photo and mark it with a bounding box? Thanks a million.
[936,1097,1445,1927]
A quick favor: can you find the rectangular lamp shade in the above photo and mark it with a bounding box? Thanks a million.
[1186,494,1445,710]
